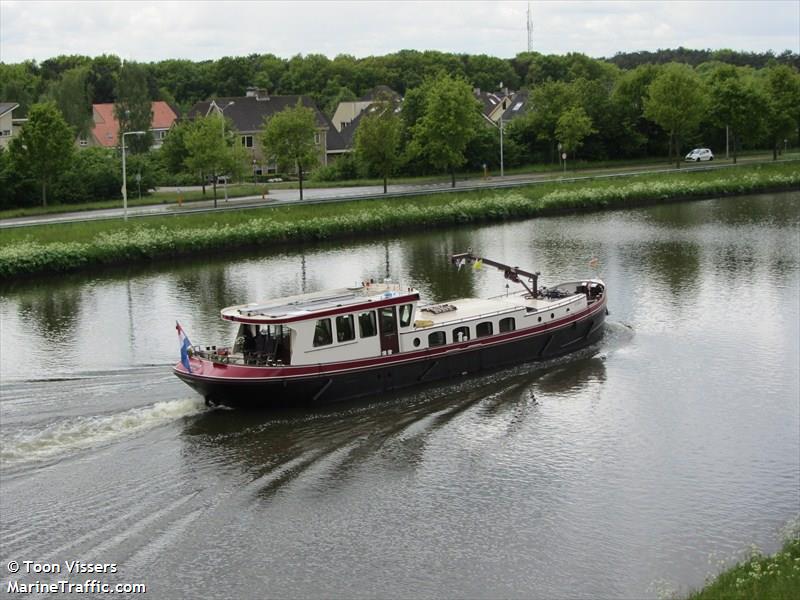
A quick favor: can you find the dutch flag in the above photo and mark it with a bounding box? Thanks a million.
[176,321,193,373]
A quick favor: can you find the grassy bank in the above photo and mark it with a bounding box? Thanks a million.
[686,523,800,600]
[1,162,798,279]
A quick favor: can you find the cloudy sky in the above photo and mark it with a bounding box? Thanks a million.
[1,0,798,63]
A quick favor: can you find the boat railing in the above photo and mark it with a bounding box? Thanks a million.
[191,346,288,367]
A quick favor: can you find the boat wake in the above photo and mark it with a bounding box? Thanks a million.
[0,397,208,468]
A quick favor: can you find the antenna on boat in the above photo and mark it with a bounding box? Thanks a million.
[451,251,541,298]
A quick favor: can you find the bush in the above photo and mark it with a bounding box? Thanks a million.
[0,146,38,209]
[50,147,121,204]
[309,164,338,182]
[310,154,361,182]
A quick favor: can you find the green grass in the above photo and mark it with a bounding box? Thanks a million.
[1,161,798,279]
[685,524,800,600]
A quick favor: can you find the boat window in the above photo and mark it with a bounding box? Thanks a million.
[453,326,470,342]
[428,331,446,347]
[476,321,494,338]
[413,338,421,347]
[499,317,515,332]
[399,303,413,328]
[379,307,397,335]
[358,311,377,337]
[313,318,333,347]
[336,314,355,342]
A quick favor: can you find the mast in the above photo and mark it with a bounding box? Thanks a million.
[451,251,541,297]
[527,2,534,53]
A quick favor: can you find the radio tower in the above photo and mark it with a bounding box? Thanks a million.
[527,2,533,52]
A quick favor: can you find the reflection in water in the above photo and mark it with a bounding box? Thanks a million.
[623,240,702,299]
[402,231,476,301]
[174,262,249,319]
[16,285,82,344]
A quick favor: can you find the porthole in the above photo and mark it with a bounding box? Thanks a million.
[538,317,542,322]
[413,337,421,347]
[566,308,570,312]
[550,313,555,319]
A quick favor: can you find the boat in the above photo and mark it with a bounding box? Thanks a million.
[173,252,607,408]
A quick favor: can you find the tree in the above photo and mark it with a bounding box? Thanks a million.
[354,96,401,193]
[408,73,482,187]
[9,102,75,206]
[260,100,319,200]
[214,56,255,97]
[516,80,578,162]
[0,62,41,117]
[160,120,191,174]
[706,65,767,163]
[463,54,520,91]
[87,54,121,104]
[114,61,153,153]
[611,64,662,157]
[322,83,357,118]
[184,114,236,205]
[643,63,708,167]
[761,65,800,159]
[556,106,597,161]
[46,66,93,138]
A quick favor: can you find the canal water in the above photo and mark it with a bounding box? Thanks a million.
[1,191,798,598]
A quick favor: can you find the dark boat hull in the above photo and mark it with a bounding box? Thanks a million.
[174,299,607,409]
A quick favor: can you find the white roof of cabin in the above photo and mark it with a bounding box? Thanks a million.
[221,283,416,321]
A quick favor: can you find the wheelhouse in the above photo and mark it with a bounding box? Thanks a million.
[193,281,421,367]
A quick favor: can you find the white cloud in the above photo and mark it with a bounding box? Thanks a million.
[0,0,797,63]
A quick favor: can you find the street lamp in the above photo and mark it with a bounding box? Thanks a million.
[121,130,146,221]
[481,114,504,177]
[217,101,235,203]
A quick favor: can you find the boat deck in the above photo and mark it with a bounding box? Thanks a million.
[415,292,578,328]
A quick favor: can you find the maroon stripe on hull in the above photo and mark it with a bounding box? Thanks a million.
[174,298,607,408]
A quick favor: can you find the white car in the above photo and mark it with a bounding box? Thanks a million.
[685,148,714,162]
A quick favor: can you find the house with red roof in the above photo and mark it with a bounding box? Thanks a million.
[79,101,180,149]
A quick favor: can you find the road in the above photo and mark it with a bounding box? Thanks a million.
[0,156,789,229]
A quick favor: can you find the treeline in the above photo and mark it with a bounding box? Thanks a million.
[2,48,798,118]
[606,47,799,71]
